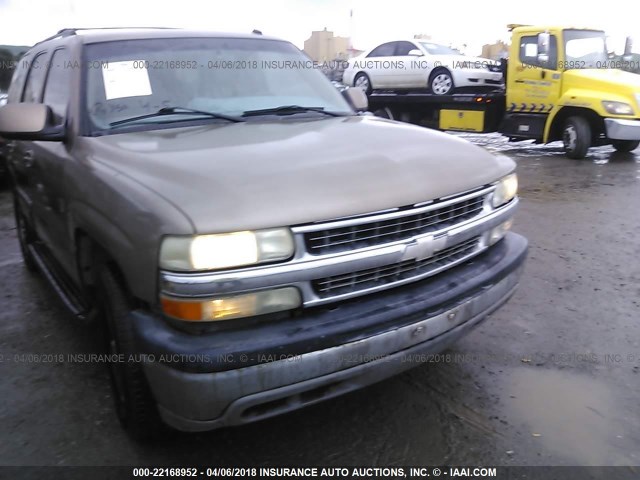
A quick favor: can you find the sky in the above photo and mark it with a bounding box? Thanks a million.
[0,0,636,56]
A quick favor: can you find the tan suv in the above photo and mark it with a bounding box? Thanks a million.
[0,28,527,439]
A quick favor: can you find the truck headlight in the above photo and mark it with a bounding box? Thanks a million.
[160,228,294,271]
[602,101,634,115]
[492,173,518,208]
[160,287,302,322]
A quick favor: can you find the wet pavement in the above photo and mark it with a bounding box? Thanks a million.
[0,135,639,467]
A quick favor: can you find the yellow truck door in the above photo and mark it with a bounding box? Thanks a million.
[507,31,562,115]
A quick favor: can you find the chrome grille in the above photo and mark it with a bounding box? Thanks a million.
[312,236,480,298]
[304,193,486,255]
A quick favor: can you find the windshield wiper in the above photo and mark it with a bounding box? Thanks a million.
[110,106,245,127]
[242,105,346,117]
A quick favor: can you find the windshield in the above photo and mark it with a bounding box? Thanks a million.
[84,37,352,132]
[563,30,608,69]
[418,42,462,56]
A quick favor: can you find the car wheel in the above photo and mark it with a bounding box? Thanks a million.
[429,68,454,95]
[353,72,372,95]
[611,139,639,152]
[98,264,164,440]
[13,193,38,273]
[562,116,591,159]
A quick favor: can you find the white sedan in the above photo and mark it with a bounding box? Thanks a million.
[343,40,503,95]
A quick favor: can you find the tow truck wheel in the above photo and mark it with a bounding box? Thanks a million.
[562,116,591,159]
[98,264,164,441]
[353,72,372,95]
[611,140,640,152]
[429,68,454,95]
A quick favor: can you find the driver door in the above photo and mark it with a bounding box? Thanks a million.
[508,34,562,114]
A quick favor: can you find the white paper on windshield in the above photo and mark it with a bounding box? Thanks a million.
[102,61,152,100]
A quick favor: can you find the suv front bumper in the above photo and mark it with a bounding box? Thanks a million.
[132,232,527,432]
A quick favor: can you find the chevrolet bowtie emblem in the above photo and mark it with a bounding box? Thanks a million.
[401,235,436,262]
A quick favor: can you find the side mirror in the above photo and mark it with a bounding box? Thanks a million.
[407,49,423,57]
[342,87,368,111]
[537,32,550,65]
[0,103,65,141]
[624,36,633,56]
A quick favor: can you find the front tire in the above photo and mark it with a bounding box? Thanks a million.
[98,265,163,440]
[611,140,639,152]
[562,116,591,159]
[353,72,372,95]
[429,68,454,95]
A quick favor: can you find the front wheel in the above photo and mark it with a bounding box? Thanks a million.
[98,265,163,440]
[353,72,372,95]
[562,116,591,159]
[429,69,454,95]
[611,140,640,152]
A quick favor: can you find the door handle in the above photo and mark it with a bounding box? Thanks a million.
[541,70,546,79]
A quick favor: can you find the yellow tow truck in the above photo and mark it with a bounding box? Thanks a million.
[367,25,640,158]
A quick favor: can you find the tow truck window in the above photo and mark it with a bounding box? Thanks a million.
[519,35,558,70]
[563,30,608,69]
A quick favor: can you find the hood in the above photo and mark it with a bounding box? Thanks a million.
[563,68,640,93]
[83,116,514,234]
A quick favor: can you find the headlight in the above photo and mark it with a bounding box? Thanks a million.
[161,287,302,322]
[160,228,294,271]
[635,93,640,111]
[492,173,518,208]
[602,101,634,115]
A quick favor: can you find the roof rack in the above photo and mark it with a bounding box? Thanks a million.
[35,27,177,45]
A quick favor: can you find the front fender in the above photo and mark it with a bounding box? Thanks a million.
[543,89,618,142]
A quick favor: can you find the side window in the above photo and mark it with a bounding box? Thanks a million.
[43,49,72,119]
[7,56,29,103]
[394,42,418,56]
[22,52,49,103]
[367,42,396,58]
[519,35,558,70]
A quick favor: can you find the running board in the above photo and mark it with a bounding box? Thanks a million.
[28,243,91,320]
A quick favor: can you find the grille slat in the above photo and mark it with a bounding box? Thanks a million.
[305,195,486,255]
[312,237,480,297]
[307,207,483,248]
[307,203,482,242]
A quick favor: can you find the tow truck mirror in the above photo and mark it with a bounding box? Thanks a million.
[407,49,423,57]
[624,36,633,56]
[342,87,368,111]
[537,32,550,65]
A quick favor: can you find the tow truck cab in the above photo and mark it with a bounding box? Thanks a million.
[367,25,640,159]
[502,25,640,158]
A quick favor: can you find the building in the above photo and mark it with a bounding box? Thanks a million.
[303,28,350,62]
[482,41,509,60]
